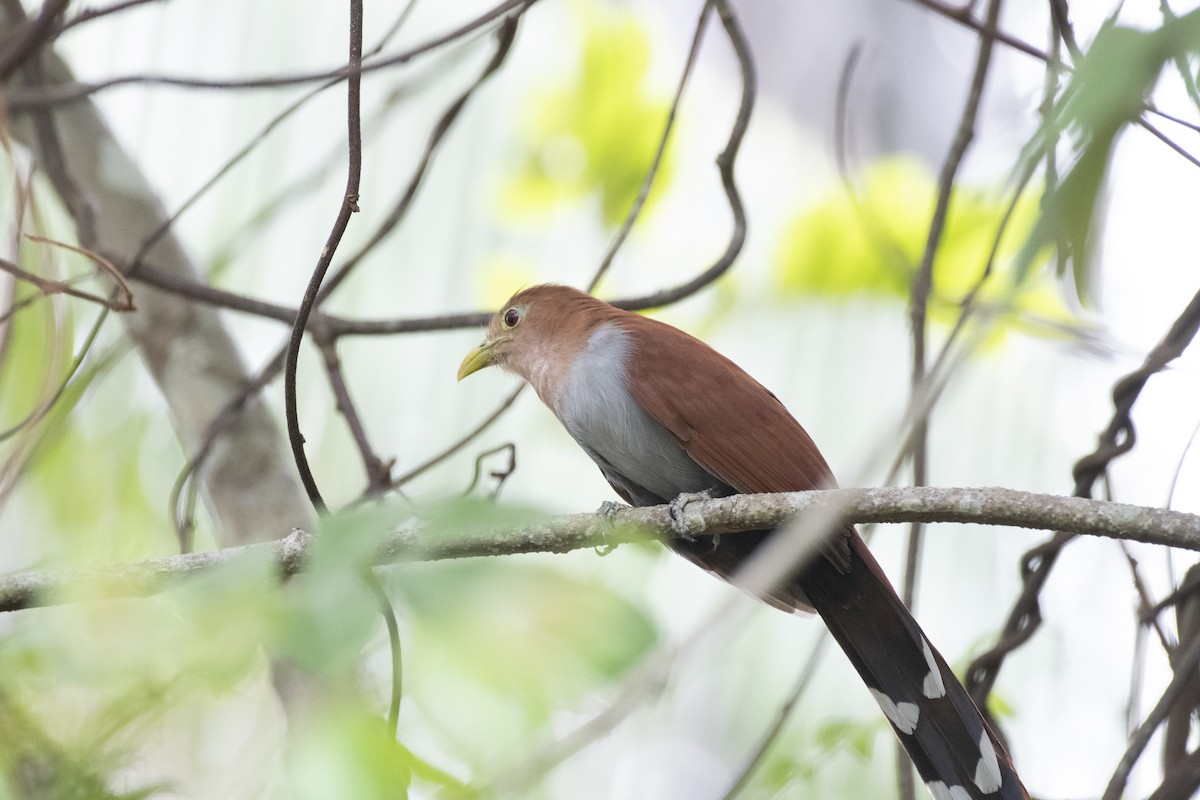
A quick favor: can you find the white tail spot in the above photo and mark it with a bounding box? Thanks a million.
[869,688,919,734]
[921,637,946,699]
[974,731,1002,793]
[926,781,972,800]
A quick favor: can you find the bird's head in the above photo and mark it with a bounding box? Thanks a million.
[457,284,624,408]
[457,290,530,381]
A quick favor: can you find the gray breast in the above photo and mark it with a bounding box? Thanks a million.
[556,323,724,506]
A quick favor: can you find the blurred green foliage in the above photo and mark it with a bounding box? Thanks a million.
[775,156,1073,347]
[1016,8,1200,302]
[396,559,657,723]
[753,715,888,797]
[286,706,412,800]
[0,243,169,567]
[501,1,675,226]
[0,286,73,433]
[0,491,660,798]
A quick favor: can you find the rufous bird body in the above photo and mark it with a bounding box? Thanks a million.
[459,284,1029,800]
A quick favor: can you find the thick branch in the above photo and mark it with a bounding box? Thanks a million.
[2,8,313,548]
[2,487,1198,613]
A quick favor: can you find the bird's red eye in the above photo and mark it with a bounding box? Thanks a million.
[503,308,521,327]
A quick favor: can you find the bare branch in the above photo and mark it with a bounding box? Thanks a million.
[588,0,713,293]
[3,487,1199,614]
[901,0,1058,64]
[2,1,315,550]
[0,0,70,81]
[1103,631,1200,800]
[317,15,520,304]
[967,285,1200,707]
[0,254,131,311]
[5,0,537,109]
[56,0,170,35]
[317,336,391,496]
[609,0,755,312]
[285,0,366,513]
[898,1,1004,790]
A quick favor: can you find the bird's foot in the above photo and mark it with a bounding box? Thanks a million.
[596,500,629,521]
[594,501,628,556]
[668,489,714,540]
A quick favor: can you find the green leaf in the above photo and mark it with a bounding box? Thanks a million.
[1016,9,1200,302]
[287,706,412,800]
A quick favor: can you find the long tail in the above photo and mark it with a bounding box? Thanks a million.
[796,532,1030,800]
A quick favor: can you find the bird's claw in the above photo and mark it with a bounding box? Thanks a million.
[594,501,629,555]
[668,489,713,540]
[597,500,628,521]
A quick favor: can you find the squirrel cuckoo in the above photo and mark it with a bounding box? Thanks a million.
[458,284,1028,800]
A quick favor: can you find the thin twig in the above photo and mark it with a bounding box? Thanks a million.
[364,567,403,739]
[0,307,111,443]
[967,286,1200,708]
[461,442,517,498]
[898,2,1003,793]
[392,385,524,488]
[1102,632,1200,800]
[6,0,537,109]
[720,633,832,799]
[0,254,130,311]
[170,349,287,549]
[56,0,169,36]
[0,0,71,81]
[1137,116,1200,170]
[607,0,755,312]
[284,0,365,513]
[588,0,713,294]
[901,0,1056,64]
[126,0,425,280]
[1145,106,1200,135]
[317,336,391,495]
[25,234,134,307]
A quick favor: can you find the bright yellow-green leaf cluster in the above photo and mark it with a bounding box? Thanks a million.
[775,157,1072,345]
[501,2,675,226]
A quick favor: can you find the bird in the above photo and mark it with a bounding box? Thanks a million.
[458,283,1029,800]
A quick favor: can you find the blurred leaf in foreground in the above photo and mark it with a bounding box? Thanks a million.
[269,501,412,681]
[387,495,658,764]
[287,704,412,800]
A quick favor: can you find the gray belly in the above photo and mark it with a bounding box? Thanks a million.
[556,324,727,506]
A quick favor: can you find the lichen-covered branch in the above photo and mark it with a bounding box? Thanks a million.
[2,486,1197,614]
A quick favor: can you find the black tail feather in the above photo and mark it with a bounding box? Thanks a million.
[795,533,1030,800]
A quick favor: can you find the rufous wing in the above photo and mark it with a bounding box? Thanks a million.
[619,313,836,496]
